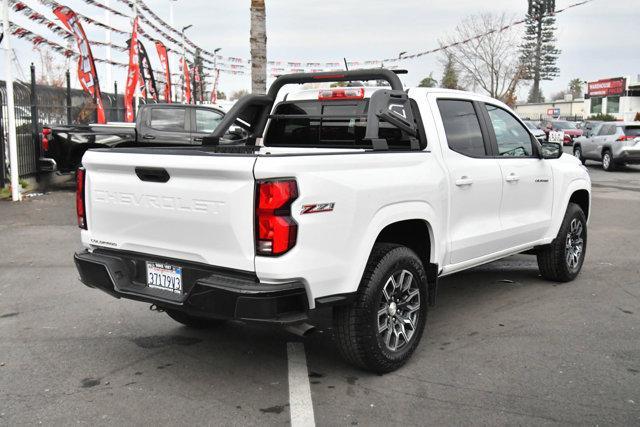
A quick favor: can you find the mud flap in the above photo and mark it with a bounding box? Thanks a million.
[427,263,439,306]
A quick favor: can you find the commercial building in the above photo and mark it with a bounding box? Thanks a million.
[585,77,640,121]
[514,75,640,121]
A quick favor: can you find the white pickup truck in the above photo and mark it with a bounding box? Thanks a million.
[74,69,591,373]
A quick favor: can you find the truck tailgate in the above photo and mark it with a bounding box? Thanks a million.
[81,150,257,271]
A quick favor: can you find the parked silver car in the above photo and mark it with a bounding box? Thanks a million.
[523,120,546,142]
[573,122,640,171]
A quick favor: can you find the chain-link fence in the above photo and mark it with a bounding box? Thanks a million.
[1,64,124,184]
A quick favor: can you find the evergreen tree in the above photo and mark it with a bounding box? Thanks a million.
[520,0,560,103]
[418,72,437,88]
[568,78,583,99]
[440,54,459,89]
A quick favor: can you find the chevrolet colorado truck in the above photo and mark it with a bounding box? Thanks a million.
[74,69,591,373]
[40,103,245,173]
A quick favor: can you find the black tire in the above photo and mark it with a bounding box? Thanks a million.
[602,150,615,171]
[165,309,226,329]
[573,146,586,165]
[333,243,428,373]
[537,203,587,282]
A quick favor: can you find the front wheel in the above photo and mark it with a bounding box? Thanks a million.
[537,203,587,282]
[333,243,428,373]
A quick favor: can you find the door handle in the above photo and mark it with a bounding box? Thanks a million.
[505,173,520,182]
[455,176,473,186]
[142,134,155,140]
[193,137,203,142]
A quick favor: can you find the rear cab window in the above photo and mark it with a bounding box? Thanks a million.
[437,99,487,157]
[263,97,423,150]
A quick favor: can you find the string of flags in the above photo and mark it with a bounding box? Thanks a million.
[9,0,596,100]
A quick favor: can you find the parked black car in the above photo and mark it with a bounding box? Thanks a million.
[40,103,244,173]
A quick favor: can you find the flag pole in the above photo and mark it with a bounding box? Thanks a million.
[132,0,139,116]
[2,0,21,201]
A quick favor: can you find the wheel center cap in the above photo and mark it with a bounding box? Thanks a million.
[388,302,397,316]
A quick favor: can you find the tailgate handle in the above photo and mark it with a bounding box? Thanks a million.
[135,167,170,183]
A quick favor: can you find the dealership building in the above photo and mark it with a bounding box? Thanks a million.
[515,76,640,121]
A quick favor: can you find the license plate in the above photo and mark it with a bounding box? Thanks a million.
[548,131,564,143]
[146,262,182,294]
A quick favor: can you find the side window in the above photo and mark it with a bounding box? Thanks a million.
[598,125,614,136]
[149,108,186,132]
[437,99,487,157]
[484,104,533,157]
[195,109,224,133]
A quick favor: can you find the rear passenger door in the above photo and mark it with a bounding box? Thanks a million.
[482,103,553,246]
[138,106,191,145]
[190,108,225,144]
[435,98,504,265]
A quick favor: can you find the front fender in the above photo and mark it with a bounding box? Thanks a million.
[549,177,591,239]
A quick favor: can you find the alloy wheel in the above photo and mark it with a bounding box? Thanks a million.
[603,153,611,170]
[377,269,421,352]
[565,218,584,270]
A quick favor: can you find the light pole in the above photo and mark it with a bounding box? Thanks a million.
[1,0,20,200]
[181,24,192,103]
[104,0,112,90]
[169,0,177,27]
[212,47,221,104]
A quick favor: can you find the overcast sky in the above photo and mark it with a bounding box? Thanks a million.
[2,0,639,101]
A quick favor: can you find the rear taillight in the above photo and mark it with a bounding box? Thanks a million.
[76,167,87,229]
[41,127,51,151]
[318,87,365,101]
[616,135,637,141]
[255,179,298,256]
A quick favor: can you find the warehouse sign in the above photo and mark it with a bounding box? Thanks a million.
[588,78,626,97]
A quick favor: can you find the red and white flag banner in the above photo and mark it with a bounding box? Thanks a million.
[155,40,172,102]
[53,5,106,123]
[124,17,140,122]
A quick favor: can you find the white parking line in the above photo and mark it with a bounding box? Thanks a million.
[287,342,316,427]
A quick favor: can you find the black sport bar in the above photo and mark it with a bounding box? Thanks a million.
[267,68,406,98]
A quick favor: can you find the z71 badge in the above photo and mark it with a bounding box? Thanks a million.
[301,203,335,214]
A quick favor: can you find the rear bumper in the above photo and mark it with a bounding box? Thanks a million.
[615,149,640,164]
[74,249,309,324]
[38,157,57,172]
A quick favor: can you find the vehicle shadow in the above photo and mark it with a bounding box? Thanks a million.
[111,255,547,381]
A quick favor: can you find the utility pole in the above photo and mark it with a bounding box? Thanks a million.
[169,0,176,27]
[212,47,221,103]
[2,0,20,201]
[181,24,192,104]
[104,0,112,90]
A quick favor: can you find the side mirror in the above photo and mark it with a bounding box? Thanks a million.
[540,142,562,159]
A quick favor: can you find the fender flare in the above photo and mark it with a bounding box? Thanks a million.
[549,178,591,238]
[344,200,442,297]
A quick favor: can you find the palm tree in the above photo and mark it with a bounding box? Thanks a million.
[250,0,267,93]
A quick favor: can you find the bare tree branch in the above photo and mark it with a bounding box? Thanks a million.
[439,13,523,101]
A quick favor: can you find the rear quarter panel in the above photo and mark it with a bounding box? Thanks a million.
[253,151,446,307]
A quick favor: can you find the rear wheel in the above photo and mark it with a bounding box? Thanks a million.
[333,243,428,373]
[573,146,586,165]
[537,203,587,282]
[165,309,226,329]
[602,150,615,171]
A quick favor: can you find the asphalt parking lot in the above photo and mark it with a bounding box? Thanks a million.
[1,160,639,425]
